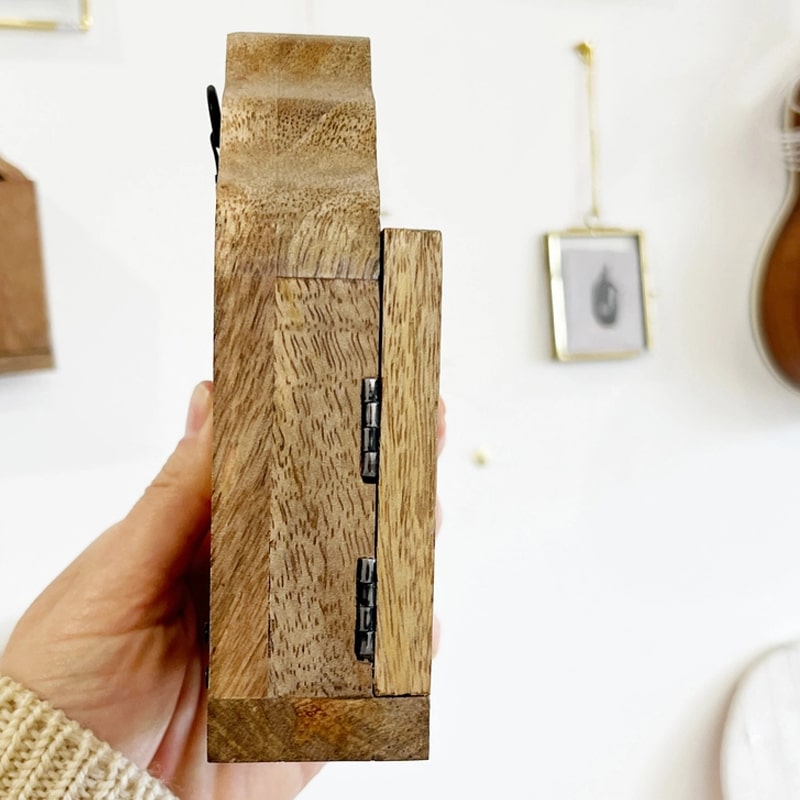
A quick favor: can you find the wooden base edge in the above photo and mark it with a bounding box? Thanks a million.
[0,351,54,375]
[208,696,429,762]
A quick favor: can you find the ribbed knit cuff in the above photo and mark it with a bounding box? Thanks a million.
[0,675,177,800]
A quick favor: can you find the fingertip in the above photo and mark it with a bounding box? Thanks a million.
[185,381,214,438]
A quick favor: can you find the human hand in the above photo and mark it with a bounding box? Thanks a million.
[0,382,445,799]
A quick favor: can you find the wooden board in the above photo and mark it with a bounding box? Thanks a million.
[209,697,429,762]
[210,32,440,763]
[210,257,275,699]
[210,32,381,703]
[216,33,380,281]
[0,157,53,375]
[375,229,443,697]
[267,277,378,697]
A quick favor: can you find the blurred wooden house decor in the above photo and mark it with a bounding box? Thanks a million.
[0,157,54,374]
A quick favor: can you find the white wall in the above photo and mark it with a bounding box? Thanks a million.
[2,2,800,799]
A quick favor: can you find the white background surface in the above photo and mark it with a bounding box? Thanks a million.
[2,2,800,799]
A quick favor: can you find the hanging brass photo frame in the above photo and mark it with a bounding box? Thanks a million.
[545,228,652,362]
[0,0,91,31]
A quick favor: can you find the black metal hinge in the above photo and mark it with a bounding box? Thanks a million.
[357,379,380,660]
[355,557,377,661]
[361,378,380,483]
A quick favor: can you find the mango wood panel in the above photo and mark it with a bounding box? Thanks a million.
[211,278,380,702]
[217,33,380,281]
[268,277,378,697]
[374,229,443,696]
[0,158,52,374]
[211,31,382,703]
[211,266,276,699]
[211,33,438,763]
[208,697,429,762]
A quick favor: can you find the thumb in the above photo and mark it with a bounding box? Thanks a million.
[98,382,213,593]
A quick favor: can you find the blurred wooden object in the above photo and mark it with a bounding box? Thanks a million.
[0,157,53,375]
[209,33,442,762]
[753,83,800,389]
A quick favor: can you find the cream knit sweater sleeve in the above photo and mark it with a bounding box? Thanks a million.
[0,676,178,800]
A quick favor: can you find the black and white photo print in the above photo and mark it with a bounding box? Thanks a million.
[546,232,650,361]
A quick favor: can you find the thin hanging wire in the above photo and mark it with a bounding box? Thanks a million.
[576,41,601,228]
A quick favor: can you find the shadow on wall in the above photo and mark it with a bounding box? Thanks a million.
[0,199,158,478]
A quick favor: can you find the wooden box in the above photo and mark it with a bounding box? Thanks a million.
[0,158,53,374]
[209,33,442,762]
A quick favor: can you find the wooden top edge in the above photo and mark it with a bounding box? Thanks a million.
[383,227,442,240]
[225,32,373,89]
[0,351,54,375]
[227,32,371,47]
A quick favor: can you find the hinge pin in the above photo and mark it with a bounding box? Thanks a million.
[362,377,380,404]
[361,378,381,483]
[355,556,377,661]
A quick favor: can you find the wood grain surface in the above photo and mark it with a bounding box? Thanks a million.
[0,158,53,375]
[208,696,429,762]
[211,33,439,762]
[374,229,443,696]
[216,33,380,281]
[211,265,276,699]
[211,32,382,704]
[755,84,800,388]
[268,277,378,697]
